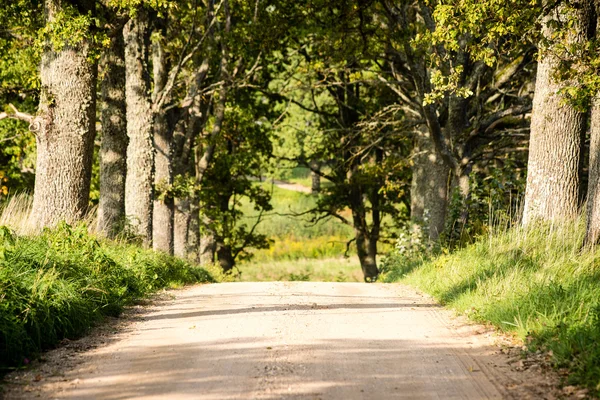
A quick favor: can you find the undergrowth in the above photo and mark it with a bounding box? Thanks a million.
[381,220,600,394]
[0,223,213,371]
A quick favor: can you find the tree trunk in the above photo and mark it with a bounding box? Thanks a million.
[348,170,379,281]
[174,197,190,258]
[124,10,154,245]
[200,217,216,266]
[311,171,321,194]
[97,31,127,237]
[153,111,174,253]
[152,35,174,254]
[355,232,378,282]
[455,164,473,227]
[585,96,600,245]
[410,126,449,241]
[216,240,235,273]
[188,200,201,261]
[309,160,321,194]
[30,0,97,229]
[522,5,588,225]
[584,1,600,245]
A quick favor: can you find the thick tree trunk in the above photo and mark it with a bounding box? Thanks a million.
[152,36,174,254]
[124,11,154,245]
[584,2,600,245]
[97,31,127,237]
[174,198,190,258]
[31,0,97,228]
[585,97,600,245]
[522,6,588,225]
[410,126,449,241]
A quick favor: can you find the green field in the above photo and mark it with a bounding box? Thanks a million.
[236,178,360,280]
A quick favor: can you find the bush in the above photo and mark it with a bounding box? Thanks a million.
[0,223,213,370]
[382,220,600,394]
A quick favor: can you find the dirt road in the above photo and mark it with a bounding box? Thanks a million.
[3,282,560,399]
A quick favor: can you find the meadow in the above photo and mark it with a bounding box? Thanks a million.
[236,175,361,281]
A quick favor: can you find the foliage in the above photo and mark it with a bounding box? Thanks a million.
[199,96,275,265]
[0,223,213,370]
[382,220,600,395]
[0,1,41,201]
[444,161,526,248]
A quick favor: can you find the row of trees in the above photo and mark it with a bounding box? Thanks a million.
[1,0,600,280]
[0,0,285,271]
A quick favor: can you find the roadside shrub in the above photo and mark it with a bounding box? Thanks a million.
[0,223,213,370]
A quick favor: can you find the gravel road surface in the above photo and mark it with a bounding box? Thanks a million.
[2,282,561,399]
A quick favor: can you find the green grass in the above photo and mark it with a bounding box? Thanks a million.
[236,183,358,279]
[251,236,355,262]
[0,223,213,371]
[238,257,363,282]
[238,184,354,247]
[271,166,331,190]
[381,220,600,394]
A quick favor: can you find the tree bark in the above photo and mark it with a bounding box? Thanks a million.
[124,10,154,245]
[410,126,450,241]
[347,165,379,281]
[309,160,321,194]
[200,214,216,266]
[188,201,201,261]
[522,5,588,225]
[97,31,127,237]
[216,240,235,273]
[152,33,174,254]
[355,231,378,282]
[30,0,97,229]
[584,1,600,245]
[585,96,600,245]
[174,197,190,258]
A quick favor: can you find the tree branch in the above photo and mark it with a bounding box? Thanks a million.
[153,0,225,111]
[258,88,338,118]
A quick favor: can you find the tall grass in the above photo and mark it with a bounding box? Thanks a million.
[382,219,600,394]
[0,196,213,371]
[0,194,34,235]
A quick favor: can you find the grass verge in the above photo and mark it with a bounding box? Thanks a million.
[381,220,600,394]
[0,223,213,371]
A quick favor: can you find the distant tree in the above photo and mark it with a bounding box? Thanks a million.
[199,96,273,272]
